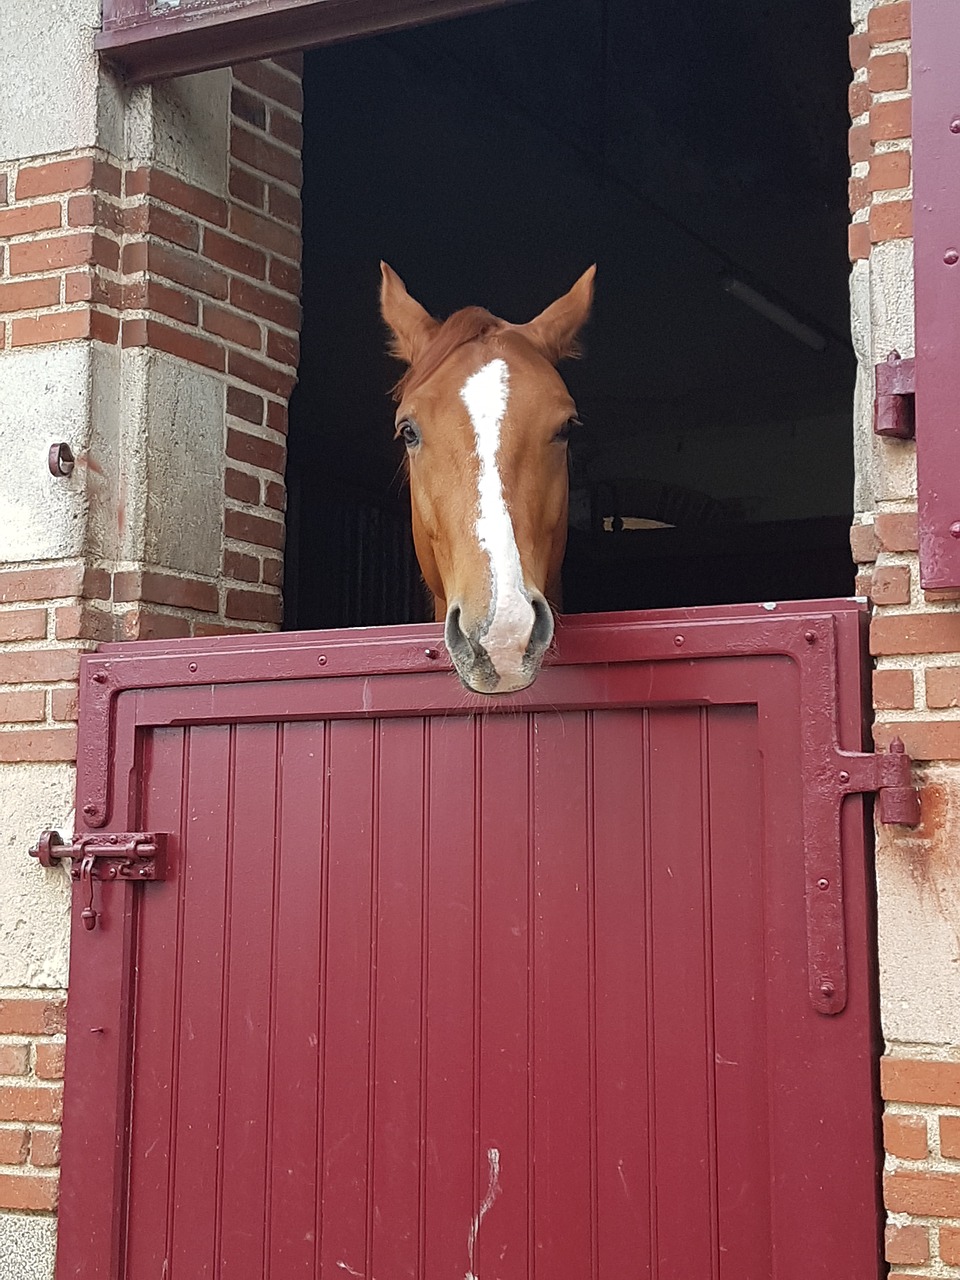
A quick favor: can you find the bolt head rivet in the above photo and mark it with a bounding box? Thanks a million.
[82,803,97,816]
[819,980,835,999]
[945,248,960,265]
[317,655,327,665]
[839,770,850,784]
[674,635,685,647]
[950,522,960,539]
[424,648,438,659]
[951,118,960,134]
[817,878,829,891]
[188,662,198,673]
[92,671,107,684]
[804,630,816,643]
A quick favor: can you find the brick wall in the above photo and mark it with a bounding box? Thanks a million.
[0,55,303,1221]
[0,996,65,1214]
[848,3,960,1274]
[0,54,303,761]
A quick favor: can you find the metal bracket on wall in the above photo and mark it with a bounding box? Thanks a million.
[874,352,916,439]
[29,831,168,931]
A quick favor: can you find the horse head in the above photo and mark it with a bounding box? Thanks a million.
[381,262,595,695]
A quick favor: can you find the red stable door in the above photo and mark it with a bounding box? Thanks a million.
[53,602,884,1279]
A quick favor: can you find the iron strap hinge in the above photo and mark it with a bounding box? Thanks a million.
[29,831,169,932]
[832,737,920,826]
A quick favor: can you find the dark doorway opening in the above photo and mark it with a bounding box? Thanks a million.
[285,0,855,629]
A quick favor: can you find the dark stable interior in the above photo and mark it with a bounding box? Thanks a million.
[284,0,855,629]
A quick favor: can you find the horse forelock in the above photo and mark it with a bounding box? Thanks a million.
[392,307,504,402]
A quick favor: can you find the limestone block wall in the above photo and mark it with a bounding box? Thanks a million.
[848,2,960,1274]
[0,7,303,1255]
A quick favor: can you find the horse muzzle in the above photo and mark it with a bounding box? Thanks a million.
[444,593,554,695]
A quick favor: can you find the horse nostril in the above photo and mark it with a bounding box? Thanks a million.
[444,605,472,660]
[529,595,554,653]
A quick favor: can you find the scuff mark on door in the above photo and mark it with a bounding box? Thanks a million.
[465,1147,501,1280]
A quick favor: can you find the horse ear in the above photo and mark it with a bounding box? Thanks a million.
[380,262,440,366]
[516,265,596,365]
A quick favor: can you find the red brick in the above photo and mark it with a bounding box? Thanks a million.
[271,52,303,76]
[871,98,912,143]
[51,686,79,722]
[29,1129,60,1168]
[868,2,911,45]
[267,256,301,296]
[0,608,47,641]
[122,318,225,373]
[850,32,870,71]
[885,1224,928,1264]
[885,1169,960,1217]
[871,611,960,656]
[233,60,303,113]
[120,571,220,613]
[873,668,914,709]
[230,126,302,188]
[229,205,300,262]
[849,79,870,120]
[67,193,120,234]
[849,175,869,213]
[0,691,46,725]
[0,203,61,237]
[877,719,960,760]
[262,557,283,587]
[849,123,872,165]
[138,241,229,301]
[64,270,123,309]
[225,467,261,504]
[0,1171,58,1211]
[227,349,296,398]
[229,165,265,209]
[942,1227,960,1266]
[226,588,282,624]
[225,508,285,551]
[266,400,288,434]
[34,1044,65,1082]
[9,234,92,275]
[15,157,95,199]
[124,280,199,326]
[121,610,193,642]
[229,278,300,330]
[869,150,911,192]
[0,278,61,313]
[0,566,82,604]
[0,1086,62,1124]
[264,480,285,511]
[883,1058,960,1104]
[12,309,100,348]
[231,85,267,131]
[849,221,871,261]
[0,728,78,762]
[870,199,912,242]
[203,227,266,280]
[142,202,200,251]
[203,304,262,350]
[0,173,6,204]
[54,605,114,642]
[266,328,299,367]
[0,1001,65,1037]
[226,428,285,474]
[871,565,911,605]
[875,512,918,551]
[125,167,227,227]
[194,622,248,637]
[224,549,260,582]
[0,1129,28,1165]
[267,185,301,231]
[926,667,960,708]
[0,1045,29,1076]
[0,648,81,683]
[227,385,264,425]
[940,1115,960,1158]
[869,51,909,92]
[268,108,304,151]
[83,566,112,600]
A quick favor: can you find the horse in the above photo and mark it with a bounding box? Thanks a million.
[380,262,595,695]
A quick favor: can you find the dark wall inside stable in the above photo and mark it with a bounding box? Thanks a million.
[286,0,856,628]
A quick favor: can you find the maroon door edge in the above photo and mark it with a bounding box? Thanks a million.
[54,601,884,1279]
[96,0,528,83]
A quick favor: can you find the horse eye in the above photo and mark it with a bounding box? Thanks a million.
[397,420,421,448]
[554,416,581,442]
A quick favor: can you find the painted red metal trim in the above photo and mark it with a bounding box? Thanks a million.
[96,0,524,83]
[72,603,884,1018]
[913,0,960,588]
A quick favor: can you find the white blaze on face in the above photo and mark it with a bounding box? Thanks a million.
[460,358,535,683]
